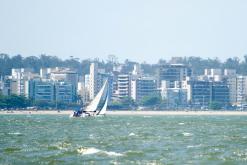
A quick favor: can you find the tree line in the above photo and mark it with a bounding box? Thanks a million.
[174,56,247,75]
[1,53,247,78]
[0,94,81,110]
[0,53,91,77]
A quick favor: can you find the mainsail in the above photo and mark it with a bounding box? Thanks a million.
[84,80,108,112]
[97,94,108,115]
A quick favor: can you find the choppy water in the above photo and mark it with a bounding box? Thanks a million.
[1,115,247,164]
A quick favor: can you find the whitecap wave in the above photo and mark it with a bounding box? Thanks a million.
[77,147,123,156]
[8,132,22,135]
[104,151,123,156]
[182,132,193,137]
[77,147,100,155]
[129,133,135,136]
[89,134,95,139]
[178,123,185,125]
[187,144,202,148]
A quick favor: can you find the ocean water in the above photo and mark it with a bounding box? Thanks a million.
[0,115,247,164]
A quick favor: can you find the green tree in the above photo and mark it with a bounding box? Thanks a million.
[6,95,31,108]
[209,101,221,110]
[223,57,240,69]
[108,97,136,109]
[140,95,161,106]
[11,55,23,69]
[0,95,31,109]
[23,56,41,72]
[121,97,136,107]
[0,94,7,108]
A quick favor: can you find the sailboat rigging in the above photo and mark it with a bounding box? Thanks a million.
[70,80,108,118]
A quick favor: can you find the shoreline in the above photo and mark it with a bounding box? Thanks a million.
[107,111,247,116]
[1,110,247,116]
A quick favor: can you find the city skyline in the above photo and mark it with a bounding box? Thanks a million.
[1,0,247,63]
[1,1,247,164]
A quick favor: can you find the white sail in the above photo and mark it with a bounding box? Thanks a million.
[84,80,108,112]
[97,94,108,115]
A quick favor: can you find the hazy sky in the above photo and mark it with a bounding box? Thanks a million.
[1,0,247,63]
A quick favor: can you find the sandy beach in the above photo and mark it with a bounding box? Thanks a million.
[0,110,73,115]
[107,111,247,116]
[1,110,247,116]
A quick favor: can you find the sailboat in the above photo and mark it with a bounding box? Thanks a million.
[70,80,109,118]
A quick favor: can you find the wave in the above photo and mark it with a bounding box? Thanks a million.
[89,134,95,139]
[77,147,100,155]
[104,151,123,156]
[187,144,202,148]
[8,132,22,135]
[50,142,71,151]
[129,133,135,136]
[182,132,193,137]
[77,147,123,156]
[125,150,144,156]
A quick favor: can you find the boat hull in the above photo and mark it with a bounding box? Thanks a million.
[70,112,105,118]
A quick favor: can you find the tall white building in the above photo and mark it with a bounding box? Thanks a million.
[10,68,37,97]
[227,77,237,105]
[117,74,131,99]
[89,63,99,100]
[225,73,247,106]
[88,63,110,100]
[236,76,247,106]
[225,70,237,105]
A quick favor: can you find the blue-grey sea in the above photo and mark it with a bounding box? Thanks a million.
[0,114,247,164]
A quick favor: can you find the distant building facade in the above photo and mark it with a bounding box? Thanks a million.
[131,77,157,102]
[29,80,55,102]
[55,82,74,103]
[29,79,75,103]
[117,74,131,99]
[158,64,192,88]
[89,63,99,100]
[187,79,229,107]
